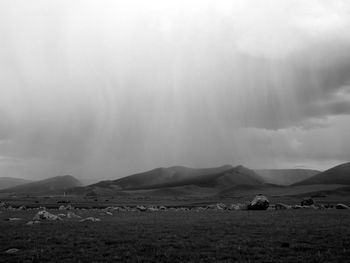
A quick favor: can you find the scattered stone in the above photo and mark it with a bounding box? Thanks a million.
[67,211,81,219]
[301,197,315,206]
[136,205,147,212]
[275,203,291,210]
[159,205,167,211]
[147,207,158,212]
[79,217,101,222]
[26,220,41,225]
[0,201,9,209]
[5,248,19,254]
[248,194,269,210]
[7,218,22,221]
[336,204,350,209]
[33,210,61,221]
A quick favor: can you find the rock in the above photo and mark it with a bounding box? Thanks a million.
[0,201,9,209]
[159,205,167,211]
[105,211,113,216]
[58,205,66,211]
[229,204,240,210]
[79,217,101,222]
[336,204,350,209]
[5,248,19,254]
[33,210,61,221]
[7,218,22,221]
[206,204,225,210]
[292,205,302,209]
[301,197,315,206]
[248,194,269,210]
[275,203,291,210]
[216,203,226,210]
[147,207,158,212]
[67,212,81,219]
[26,220,41,225]
[136,205,147,212]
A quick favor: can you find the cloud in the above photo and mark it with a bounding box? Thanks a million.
[0,0,350,179]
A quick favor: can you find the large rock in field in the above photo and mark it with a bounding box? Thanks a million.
[336,204,349,209]
[33,210,61,221]
[248,194,269,210]
[301,197,315,206]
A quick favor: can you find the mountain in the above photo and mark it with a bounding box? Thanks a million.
[86,165,264,192]
[293,162,350,186]
[0,177,33,190]
[255,169,320,185]
[0,175,82,194]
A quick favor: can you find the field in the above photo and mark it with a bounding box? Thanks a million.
[1,209,350,262]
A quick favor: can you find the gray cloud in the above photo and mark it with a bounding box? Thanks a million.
[0,0,350,180]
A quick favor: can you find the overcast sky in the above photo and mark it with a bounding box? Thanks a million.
[1,0,350,181]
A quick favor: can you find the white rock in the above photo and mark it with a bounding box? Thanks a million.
[5,248,19,254]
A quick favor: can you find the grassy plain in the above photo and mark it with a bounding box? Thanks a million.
[0,209,350,262]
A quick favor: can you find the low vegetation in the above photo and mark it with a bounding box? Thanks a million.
[0,209,349,262]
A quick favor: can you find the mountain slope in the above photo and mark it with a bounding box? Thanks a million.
[0,175,82,194]
[293,162,350,186]
[0,177,33,190]
[89,165,264,191]
[255,169,320,185]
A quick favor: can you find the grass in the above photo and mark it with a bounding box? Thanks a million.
[0,209,349,262]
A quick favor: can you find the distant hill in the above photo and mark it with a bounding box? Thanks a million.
[0,175,82,194]
[0,177,33,190]
[70,165,264,197]
[293,162,350,186]
[99,165,263,190]
[255,169,320,185]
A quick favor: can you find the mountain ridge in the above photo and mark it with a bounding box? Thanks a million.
[293,162,350,186]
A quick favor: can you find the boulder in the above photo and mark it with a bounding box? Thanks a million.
[301,197,315,206]
[248,194,269,210]
[5,248,19,254]
[33,210,61,221]
[136,205,147,212]
[159,205,167,211]
[275,203,290,210]
[58,205,66,211]
[147,207,158,212]
[79,217,101,222]
[336,204,350,209]
[67,212,81,219]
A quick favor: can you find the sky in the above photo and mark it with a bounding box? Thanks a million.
[0,0,350,182]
